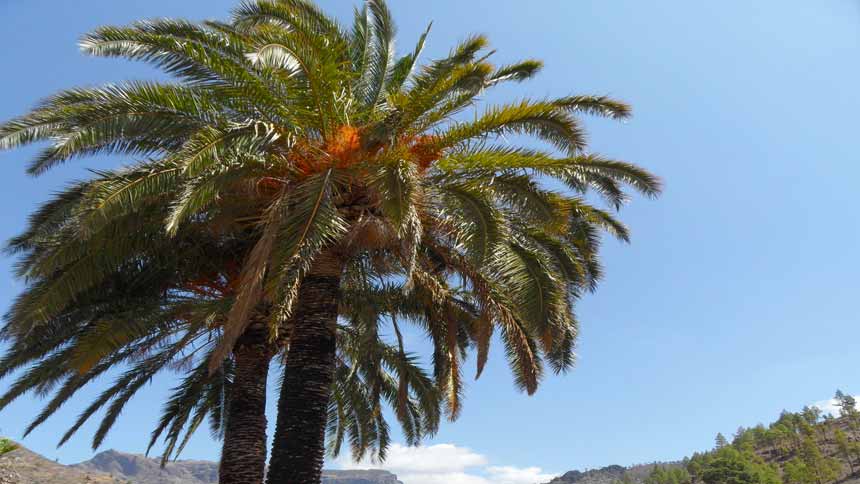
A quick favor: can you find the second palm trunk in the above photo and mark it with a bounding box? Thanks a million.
[219,323,273,484]
[266,268,342,484]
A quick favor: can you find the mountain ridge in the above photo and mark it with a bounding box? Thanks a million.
[3,406,860,484]
[543,411,860,484]
[545,463,685,484]
[0,445,402,484]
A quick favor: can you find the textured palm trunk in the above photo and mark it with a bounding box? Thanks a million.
[219,323,273,484]
[266,256,342,484]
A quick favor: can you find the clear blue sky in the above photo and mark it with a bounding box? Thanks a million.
[1,0,858,480]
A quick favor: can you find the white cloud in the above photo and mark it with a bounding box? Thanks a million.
[335,443,557,484]
[812,395,859,416]
[486,465,559,484]
[398,471,491,484]
[814,398,841,416]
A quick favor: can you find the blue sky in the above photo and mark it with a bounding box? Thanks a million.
[1,0,858,482]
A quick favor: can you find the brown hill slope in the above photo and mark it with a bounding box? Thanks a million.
[0,445,118,484]
[0,445,402,484]
[72,449,217,484]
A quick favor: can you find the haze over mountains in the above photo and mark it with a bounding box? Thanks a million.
[0,446,402,484]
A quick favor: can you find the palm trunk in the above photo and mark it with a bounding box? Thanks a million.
[266,257,342,484]
[219,323,273,484]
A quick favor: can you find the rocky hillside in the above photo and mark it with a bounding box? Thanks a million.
[0,445,119,484]
[546,408,860,484]
[546,463,684,484]
[0,445,401,484]
[72,449,218,483]
[547,464,628,484]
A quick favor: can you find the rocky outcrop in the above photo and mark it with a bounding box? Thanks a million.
[2,444,402,484]
[0,445,118,483]
[73,449,218,483]
[547,465,628,484]
[321,469,404,484]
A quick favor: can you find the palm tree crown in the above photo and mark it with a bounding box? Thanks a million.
[0,0,660,482]
[0,217,437,464]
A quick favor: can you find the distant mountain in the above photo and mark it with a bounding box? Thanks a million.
[0,445,402,484]
[0,445,118,484]
[73,449,218,484]
[320,470,403,484]
[545,463,684,484]
[547,464,628,484]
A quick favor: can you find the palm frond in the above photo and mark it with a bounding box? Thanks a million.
[267,169,349,325]
[487,59,543,86]
[432,100,586,154]
[386,22,432,94]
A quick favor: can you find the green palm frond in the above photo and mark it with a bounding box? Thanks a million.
[503,242,567,334]
[24,338,161,438]
[148,353,226,464]
[79,162,182,232]
[232,0,346,41]
[498,313,543,395]
[436,182,504,263]
[432,99,587,154]
[354,0,396,112]
[0,348,75,413]
[58,340,185,449]
[487,59,544,86]
[554,95,632,119]
[488,174,570,230]
[80,21,245,83]
[386,22,432,95]
[544,153,662,200]
[210,206,282,371]
[410,35,489,93]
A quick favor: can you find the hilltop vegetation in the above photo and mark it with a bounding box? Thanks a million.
[634,391,860,484]
[548,391,860,484]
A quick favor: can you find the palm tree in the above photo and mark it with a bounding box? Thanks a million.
[0,190,440,482]
[0,0,659,482]
[0,200,277,483]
